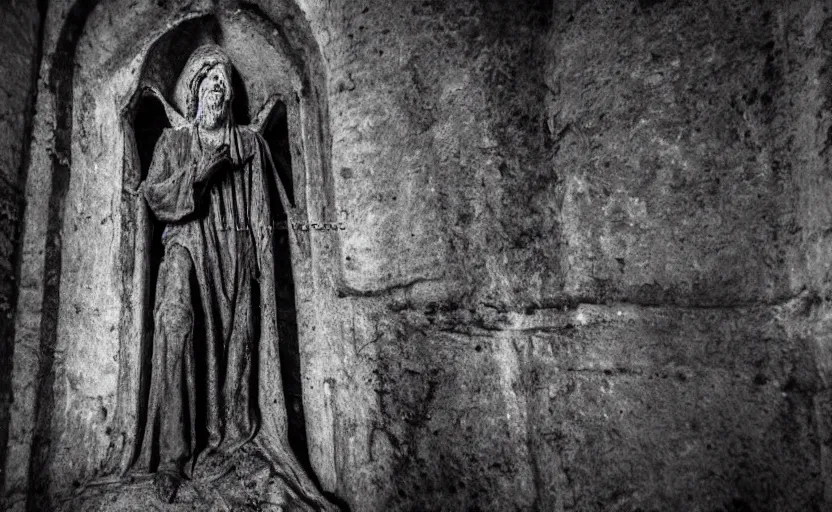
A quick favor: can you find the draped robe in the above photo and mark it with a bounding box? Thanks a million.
[134,122,312,489]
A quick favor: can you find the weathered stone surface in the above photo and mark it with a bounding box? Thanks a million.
[324,301,821,511]
[309,0,558,305]
[298,0,832,509]
[0,1,40,186]
[550,0,800,306]
[8,0,832,511]
[0,0,42,500]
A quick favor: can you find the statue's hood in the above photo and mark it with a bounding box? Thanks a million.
[171,44,244,165]
[174,44,234,122]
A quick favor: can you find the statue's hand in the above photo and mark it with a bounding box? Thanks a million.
[198,143,231,182]
[209,143,230,165]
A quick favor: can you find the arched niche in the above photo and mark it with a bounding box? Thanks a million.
[117,11,317,475]
[22,2,334,501]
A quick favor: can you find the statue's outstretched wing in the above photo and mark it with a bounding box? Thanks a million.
[142,85,188,129]
[252,94,280,134]
[252,95,296,210]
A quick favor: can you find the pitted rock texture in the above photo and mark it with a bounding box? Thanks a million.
[321,0,559,305]
[330,300,822,511]
[0,1,40,186]
[549,0,800,306]
[8,0,832,511]
[0,0,41,497]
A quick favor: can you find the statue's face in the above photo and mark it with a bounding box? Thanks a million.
[196,64,230,129]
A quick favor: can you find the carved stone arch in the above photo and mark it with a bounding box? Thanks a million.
[8,1,335,507]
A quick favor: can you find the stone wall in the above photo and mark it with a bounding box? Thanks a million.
[294,0,832,509]
[297,0,830,509]
[7,0,832,511]
[0,0,43,496]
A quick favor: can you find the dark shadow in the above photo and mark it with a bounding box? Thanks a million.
[261,101,295,205]
[130,92,171,466]
[261,100,308,471]
[324,491,353,512]
[231,68,250,125]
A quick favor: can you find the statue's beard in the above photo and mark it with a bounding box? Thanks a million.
[197,94,228,130]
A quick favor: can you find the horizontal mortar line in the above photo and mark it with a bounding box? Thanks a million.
[562,366,646,375]
[430,299,813,335]
[489,290,811,315]
[336,276,442,298]
[437,324,576,334]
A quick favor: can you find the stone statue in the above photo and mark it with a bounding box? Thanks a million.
[127,44,331,510]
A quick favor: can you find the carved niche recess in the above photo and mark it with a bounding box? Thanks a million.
[33,8,335,510]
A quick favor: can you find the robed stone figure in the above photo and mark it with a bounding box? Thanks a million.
[130,45,331,509]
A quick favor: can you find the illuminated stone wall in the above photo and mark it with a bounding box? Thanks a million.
[6,0,832,510]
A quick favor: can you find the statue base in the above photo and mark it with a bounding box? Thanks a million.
[53,445,313,511]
